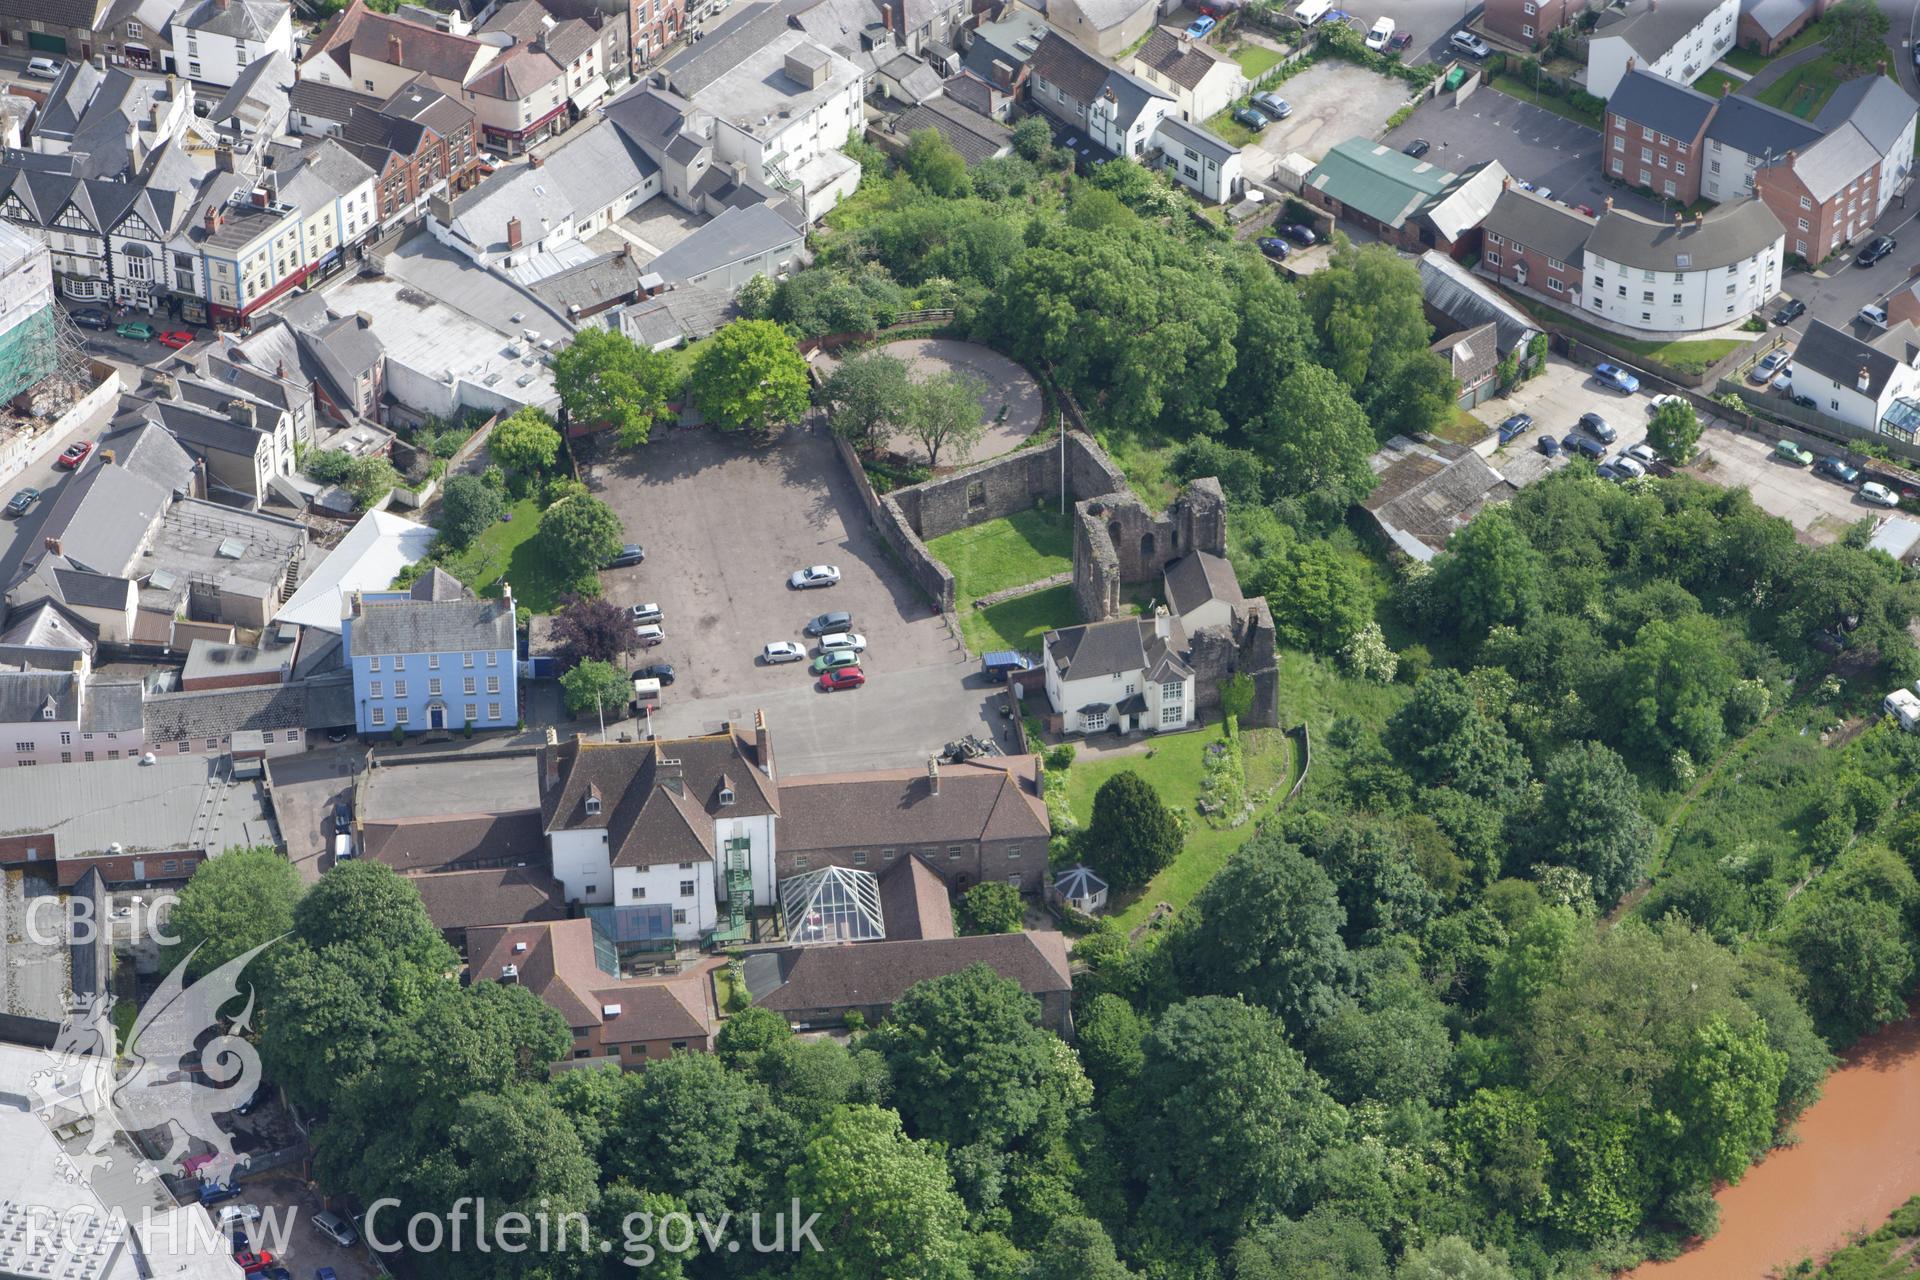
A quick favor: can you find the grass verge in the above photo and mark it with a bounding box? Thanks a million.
[1231,42,1283,79]
[927,509,1073,602]
[1488,75,1603,126]
[1513,297,1747,376]
[439,497,568,612]
[959,583,1075,655]
[1693,68,1741,99]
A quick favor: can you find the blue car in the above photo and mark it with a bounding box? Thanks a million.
[1184,14,1216,37]
[1537,434,1561,457]
[1593,362,1641,393]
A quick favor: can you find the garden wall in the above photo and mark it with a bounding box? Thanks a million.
[832,433,958,611]
[893,431,1129,542]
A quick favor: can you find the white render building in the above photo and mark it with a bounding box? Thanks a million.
[1042,615,1195,738]
[168,0,295,89]
[1582,199,1784,335]
[1586,0,1740,99]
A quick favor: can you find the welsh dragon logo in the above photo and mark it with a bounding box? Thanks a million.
[33,940,278,1188]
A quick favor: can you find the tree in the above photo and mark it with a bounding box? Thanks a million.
[785,1105,970,1280]
[1309,981,1453,1105]
[1134,997,1345,1243]
[689,319,810,435]
[488,406,562,475]
[1655,1015,1787,1188]
[1387,670,1531,803]
[1231,1207,1390,1280]
[607,1052,771,1220]
[735,272,776,319]
[1253,364,1377,507]
[819,351,912,452]
[1534,741,1655,908]
[342,454,400,510]
[551,328,679,447]
[714,1005,793,1069]
[955,881,1024,935]
[436,474,504,550]
[1172,834,1351,1037]
[548,593,636,666]
[1824,0,1891,75]
[560,658,630,717]
[1074,993,1147,1099]
[902,370,988,467]
[1431,506,1544,641]
[903,128,970,197]
[1082,771,1182,891]
[167,845,301,980]
[1254,539,1373,652]
[1617,613,1741,762]
[1011,115,1053,163]
[1396,1237,1515,1280]
[1647,397,1702,464]
[1027,1216,1135,1280]
[538,493,624,579]
[1789,893,1916,1043]
[1301,239,1449,434]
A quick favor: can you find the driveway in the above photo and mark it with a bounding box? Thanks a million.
[1380,89,1667,220]
[264,749,362,882]
[1686,424,1881,543]
[1245,62,1417,174]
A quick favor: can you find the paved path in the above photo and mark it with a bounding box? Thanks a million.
[1734,38,1829,100]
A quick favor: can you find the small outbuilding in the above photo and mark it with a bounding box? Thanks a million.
[1053,864,1109,914]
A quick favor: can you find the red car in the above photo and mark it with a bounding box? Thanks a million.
[817,667,865,692]
[55,441,92,470]
[1575,203,1596,217]
[233,1251,275,1275]
[157,330,193,349]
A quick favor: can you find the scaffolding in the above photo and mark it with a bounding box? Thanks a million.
[3,304,94,415]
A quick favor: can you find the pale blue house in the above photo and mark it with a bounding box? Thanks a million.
[342,569,518,736]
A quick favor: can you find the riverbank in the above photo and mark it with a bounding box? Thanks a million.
[1626,1008,1920,1279]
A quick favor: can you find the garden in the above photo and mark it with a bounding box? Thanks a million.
[927,507,1074,654]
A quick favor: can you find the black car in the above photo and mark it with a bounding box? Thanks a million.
[805,610,853,637]
[1257,237,1290,261]
[1279,223,1317,246]
[1815,456,1862,485]
[4,487,38,517]
[332,801,352,834]
[1497,413,1533,443]
[631,662,676,686]
[1855,235,1897,268]
[1537,434,1561,457]
[1772,299,1806,326]
[1578,411,1617,443]
[68,307,110,331]
[1566,434,1607,460]
[604,543,645,568]
[1402,138,1430,159]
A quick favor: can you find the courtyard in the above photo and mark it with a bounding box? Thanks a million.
[1236,62,1419,176]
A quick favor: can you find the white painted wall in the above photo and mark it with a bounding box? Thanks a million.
[1582,239,1781,335]
[550,827,613,904]
[1587,0,1737,98]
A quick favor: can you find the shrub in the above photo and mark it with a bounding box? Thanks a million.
[1044,743,1077,772]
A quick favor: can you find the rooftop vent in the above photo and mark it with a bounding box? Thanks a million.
[216,538,246,559]
[601,1003,622,1017]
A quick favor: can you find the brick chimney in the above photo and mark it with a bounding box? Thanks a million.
[506,216,522,249]
[528,151,543,168]
[215,142,235,173]
[1859,366,1872,392]
[1673,210,1684,227]
[204,206,224,234]
[1502,175,1513,189]
[1694,211,1704,227]
[543,727,560,790]
[927,755,939,796]
[1604,195,1614,211]
[389,34,403,63]
[881,2,891,29]
[43,536,61,556]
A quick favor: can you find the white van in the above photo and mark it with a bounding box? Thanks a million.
[1366,16,1395,49]
[332,832,355,861]
[25,57,62,79]
[1294,0,1333,26]
[631,676,662,710]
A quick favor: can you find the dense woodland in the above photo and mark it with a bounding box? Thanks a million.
[172,128,1920,1279]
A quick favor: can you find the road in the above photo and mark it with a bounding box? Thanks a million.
[0,391,123,591]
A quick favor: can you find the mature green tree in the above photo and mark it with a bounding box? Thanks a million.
[548,593,636,666]
[735,272,776,319]
[1222,265,1313,426]
[955,881,1025,935]
[1388,669,1531,803]
[594,1184,689,1280]
[872,963,1087,1154]
[1301,240,1435,394]
[559,658,629,717]
[1310,981,1452,1105]
[1232,1207,1390,1280]
[903,128,970,197]
[1396,1236,1515,1280]
[488,405,563,474]
[538,492,624,576]
[1172,833,1351,1035]
[1739,957,1838,1122]
[1373,348,1458,439]
[715,1005,794,1069]
[1010,115,1052,162]
[1081,770,1183,890]
[551,328,680,447]
[436,474,505,550]
[1026,1215,1135,1280]
[1134,996,1345,1243]
[1252,364,1377,508]
[1066,187,1139,235]
[1617,613,1741,762]
[1448,1087,1552,1224]
[1431,506,1544,641]
[902,370,988,467]
[1254,540,1373,652]
[1647,398,1702,464]
[818,351,912,452]
[1789,893,1916,1043]
[342,454,401,510]
[1824,0,1891,74]
[607,1050,771,1220]
[1074,993,1147,1100]
[1485,903,1581,1032]
[754,1037,888,1126]
[168,845,301,979]
[1655,1015,1787,1188]
[689,319,810,434]
[547,1062,631,1165]
[786,1105,970,1280]
[1535,741,1655,907]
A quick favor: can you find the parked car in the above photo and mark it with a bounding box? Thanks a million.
[1574,203,1596,216]
[1592,362,1641,392]
[818,667,866,692]
[1595,462,1624,481]
[1792,392,1819,408]
[804,610,852,636]
[312,1212,359,1248]
[810,649,861,675]
[1610,455,1646,479]
[25,57,64,79]
[1626,443,1660,466]
[157,330,193,349]
[1773,299,1806,326]
[69,307,110,330]
[1815,456,1863,485]
[629,602,663,624]
[634,623,665,647]
[1647,393,1683,414]
[763,641,806,664]
[1387,29,1412,49]
[56,441,92,470]
[1279,223,1317,246]
[604,543,645,568]
[819,632,867,653]
[1232,105,1270,131]
[217,1206,263,1232]
[1775,439,1815,466]
[1251,92,1291,118]
[1860,303,1889,328]
[1855,235,1897,268]
[1862,481,1900,507]
[1184,14,1216,37]
[1497,412,1533,443]
[1537,434,1561,457]
[630,662,675,685]
[5,487,38,517]
[1749,349,1791,383]
[332,802,351,834]
[1257,237,1290,261]
[1577,411,1616,443]
[234,1251,276,1276]
[1450,30,1491,57]
[1567,434,1606,460]
[982,650,1034,681]
[198,1182,243,1207]
[1402,138,1430,158]
[1364,16,1394,48]
[788,564,840,589]
[116,321,156,341]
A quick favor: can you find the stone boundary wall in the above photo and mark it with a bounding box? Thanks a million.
[893,431,1129,543]
[832,432,958,611]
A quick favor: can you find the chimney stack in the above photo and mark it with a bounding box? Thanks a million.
[1694,211,1704,227]
[927,756,939,796]
[228,399,256,428]
[528,152,543,168]
[1673,211,1684,227]
[1859,366,1872,392]
[389,34,404,63]
[43,537,61,557]
[204,206,223,234]
[1720,78,1731,96]
[1604,195,1615,211]
[506,216,523,249]
[882,2,892,29]
[754,708,775,781]
[1502,175,1513,189]
[543,728,560,791]
[215,142,235,173]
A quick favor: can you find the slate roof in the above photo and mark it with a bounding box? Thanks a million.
[1045,616,1189,682]
[361,812,547,872]
[890,96,1013,164]
[0,672,77,726]
[445,120,659,257]
[409,566,467,601]
[142,682,315,741]
[347,11,490,82]
[1788,124,1887,202]
[36,463,170,577]
[1134,26,1235,91]
[1816,72,1918,157]
[658,0,792,96]
[1479,185,1596,265]
[1793,317,1914,400]
[942,73,1003,118]
[1162,550,1243,620]
[1153,114,1236,166]
[81,682,144,734]
[1585,198,1783,272]
[175,0,286,41]
[405,865,566,933]
[0,603,95,664]
[1434,320,1501,389]
[540,731,779,867]
[1068,0,1155,35]
[348,595,516,657]
[1306,138,1458,231]
[1607,67,1715,140]
[1742,0,1809,39]
[777,755,1050,852]
[747,930,1072,1014]
[875,852,955,941]
[288,77,378,125]
[643,202,802,284]
[1594,0,1727,61]
[1703,93,1820,156]
[528,250,645,315]
[618,285,733,350]
[465,45,562,100]
[1027,30,1170,134]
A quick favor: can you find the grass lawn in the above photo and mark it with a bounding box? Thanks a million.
[1756,55,1895,120]
[1513,297,1746,376]
[438,497,571,612]
[1095,427,1182,508]
[959,582,1075,655]
[1231,42,1283,80]
[1204,107,1260,149]
[1489,76,1603,127]
[1693,68,1741,99]
[1243,726,1294,797]
[927,509,1073,602]
[714,964,748,1013]
[1435,404,1493,446]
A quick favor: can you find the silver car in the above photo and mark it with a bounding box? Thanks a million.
[819,632,867,653]
[788,564,841,589]
[763,641,806,664]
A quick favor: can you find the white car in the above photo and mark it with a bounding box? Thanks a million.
[1648,393,1683,414]
[630,602,662,624]
[1611,455,1647,479]
[1625,443,1659,466]
[788,565,841,590]
[1365,16,1394,49]
[216,1205,262,1231]
[819,632,867,653]
[763,641,807,664]
[1862,481,1900,507]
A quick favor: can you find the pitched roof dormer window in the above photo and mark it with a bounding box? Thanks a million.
[584,784,602,816]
